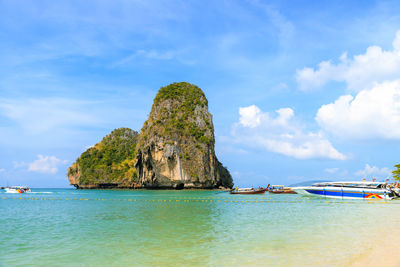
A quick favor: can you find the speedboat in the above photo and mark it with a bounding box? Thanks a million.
[292,181,399,200]
[4,186,31,193]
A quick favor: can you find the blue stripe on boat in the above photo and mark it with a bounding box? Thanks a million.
[305,189,382,198]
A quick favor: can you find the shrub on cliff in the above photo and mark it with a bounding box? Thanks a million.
[68,128,139,187]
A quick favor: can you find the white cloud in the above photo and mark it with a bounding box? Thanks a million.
[325,168,339,173]
[129,49,176,60]
[239,105,294,129]
[316,80,400,139]
[296,30,400,92]
[323,168,349,178]
[259,3,295,50]
[232,105,346,160]
[355,164,392,178]
[112,49,186,67]
[0,98,101,134]
[298,31,400,141]
[239,105,263,128]
[13,161,27,169]
[0,1,192,65]
[28,155,68,174]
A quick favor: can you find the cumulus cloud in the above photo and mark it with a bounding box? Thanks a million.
[355,164,392,178]
[316,80,400,139]
[28,155,68,174]
[239,105,263,128]
[232,105,346,160]
[296,30,400,92]
[297,31,400,140]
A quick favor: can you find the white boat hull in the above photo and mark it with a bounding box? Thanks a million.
[4,187,31,193]
[292,186,394,200]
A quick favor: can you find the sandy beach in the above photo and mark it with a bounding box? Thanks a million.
[347,215,400,267]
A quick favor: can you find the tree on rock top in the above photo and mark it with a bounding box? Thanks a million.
[139,82,214,147]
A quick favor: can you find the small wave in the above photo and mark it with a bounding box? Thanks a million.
[28,192,53,194]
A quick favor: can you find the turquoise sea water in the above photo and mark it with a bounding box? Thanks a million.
[1,189,400,266]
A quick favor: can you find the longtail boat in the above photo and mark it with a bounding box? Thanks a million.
[230,185,269,195]
[268,185,297,194]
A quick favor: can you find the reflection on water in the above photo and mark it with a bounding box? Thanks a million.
[1,189,400,266]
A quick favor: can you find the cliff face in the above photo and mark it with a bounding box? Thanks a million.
[67,128,139,189]
[135,82,233,189]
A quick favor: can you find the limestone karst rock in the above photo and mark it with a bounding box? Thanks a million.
[67,82,233,189]
[135,82,233,189]
[68,128,139,189]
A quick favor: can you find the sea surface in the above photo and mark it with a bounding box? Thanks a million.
[1,188,400,266]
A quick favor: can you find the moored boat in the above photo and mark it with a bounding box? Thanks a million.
[292,181,399,200]
[4,186,31,193]
[230,186,268,194]
[268,185,297,194]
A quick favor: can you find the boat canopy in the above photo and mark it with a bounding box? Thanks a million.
[312,181,385,189]
[236,188,254,191]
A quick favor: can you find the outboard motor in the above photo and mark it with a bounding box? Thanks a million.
[388,186,400,199]
[393,189,400,198]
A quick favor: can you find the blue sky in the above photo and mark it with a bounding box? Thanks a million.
[1,0,400,187]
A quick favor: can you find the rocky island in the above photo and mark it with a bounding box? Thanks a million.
[68,82,233,189]
[67,128,139,189]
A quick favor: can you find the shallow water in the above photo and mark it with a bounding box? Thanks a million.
[1,189,400,266]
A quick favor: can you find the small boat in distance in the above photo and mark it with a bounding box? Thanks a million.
[268,185,297,194]
[230,185,268,195]
[292,181,399,200]
[4,186,31,194]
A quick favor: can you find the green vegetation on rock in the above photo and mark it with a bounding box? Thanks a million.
[154,82,207,107]
[393,164,400,181]
[139,82,213,148]
[68,128,139,187]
